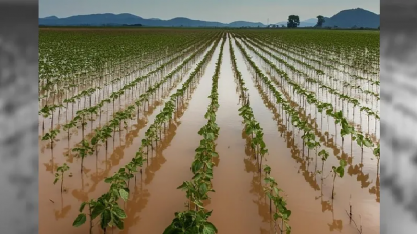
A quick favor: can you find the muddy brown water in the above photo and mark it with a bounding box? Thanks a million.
[39,34,379,234]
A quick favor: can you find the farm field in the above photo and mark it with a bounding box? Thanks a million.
[38,28,380,234]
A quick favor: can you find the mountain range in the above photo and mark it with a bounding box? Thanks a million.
[39,8,379,28]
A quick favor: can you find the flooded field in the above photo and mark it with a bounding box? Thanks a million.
[39,28,380,234]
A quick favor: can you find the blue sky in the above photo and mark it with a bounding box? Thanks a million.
[39,0,379,23]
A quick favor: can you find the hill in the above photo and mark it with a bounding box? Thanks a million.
[322,8,379,28]
[38,8,379,28]
[38,13,257,27]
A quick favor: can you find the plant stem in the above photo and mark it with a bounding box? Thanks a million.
[332,173,336,199]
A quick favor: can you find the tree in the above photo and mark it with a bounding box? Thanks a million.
[315,15,325,27]
[287,15,300,28]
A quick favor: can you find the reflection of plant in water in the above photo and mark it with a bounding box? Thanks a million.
[315,180,343,232]
[327,218,343,232]
[369,175,380,203]
[315,179,333,213]
[54,204,72,221]
[368,143,380,202]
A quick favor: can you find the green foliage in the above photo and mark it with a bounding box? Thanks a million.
[164,34,226,233]
[332,159,347,178]
[263,169,292,233]
[316,15,325,27]
[287,15,300,28]
[163,210,218,234]
[318,149,329,161]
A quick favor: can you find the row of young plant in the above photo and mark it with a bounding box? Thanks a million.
[39,33,220,136]
[39,35,191,111]
[46,40,214,177]
[38,33,213,142]
[241,35,380,103]
[39,30,214,102]
[40,34,218,143]
[242,37,381,138]
[248,34,379,83]
[272,33,379,75]
[229,37,267,172]
[235,37,377,152]
[39,44,188,131]
[235,31,379,77]
[71,34,224,233]
[247,46,379,205]
[233,37,348,200]
[139,34,224,157]
[237,34,379,199]
[51,60,190,194]
[52,34,215,110]
[290,39,379,76]
[62,36,219,173]
[241,35,379,109]
[244,37,381,140]
[229,36,292,234]
[277,44,380,98]
[238,36,380,121]
[163,34,226,234]
[256,37,381,103]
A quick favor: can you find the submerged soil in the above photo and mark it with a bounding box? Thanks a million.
[39,34,380,234]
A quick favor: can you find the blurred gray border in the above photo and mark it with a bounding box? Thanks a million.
[0,2,39,234]
[381,0,417,234]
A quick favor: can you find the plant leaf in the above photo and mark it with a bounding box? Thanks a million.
[112,206,127,219]
[91,203,105,219]
[72,213,87,227]
[119,188,129,201]
[79,202,87,213]
[203,222,218,234]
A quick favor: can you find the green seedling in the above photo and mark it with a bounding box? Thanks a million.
[163,210,218,234]
[72,140,94,172]
[373,143,380,159]
[42,129,60,149]
[54,163,70,193]
[263,175,292,234]
[318,149,329,178]
[331,159,347,199]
